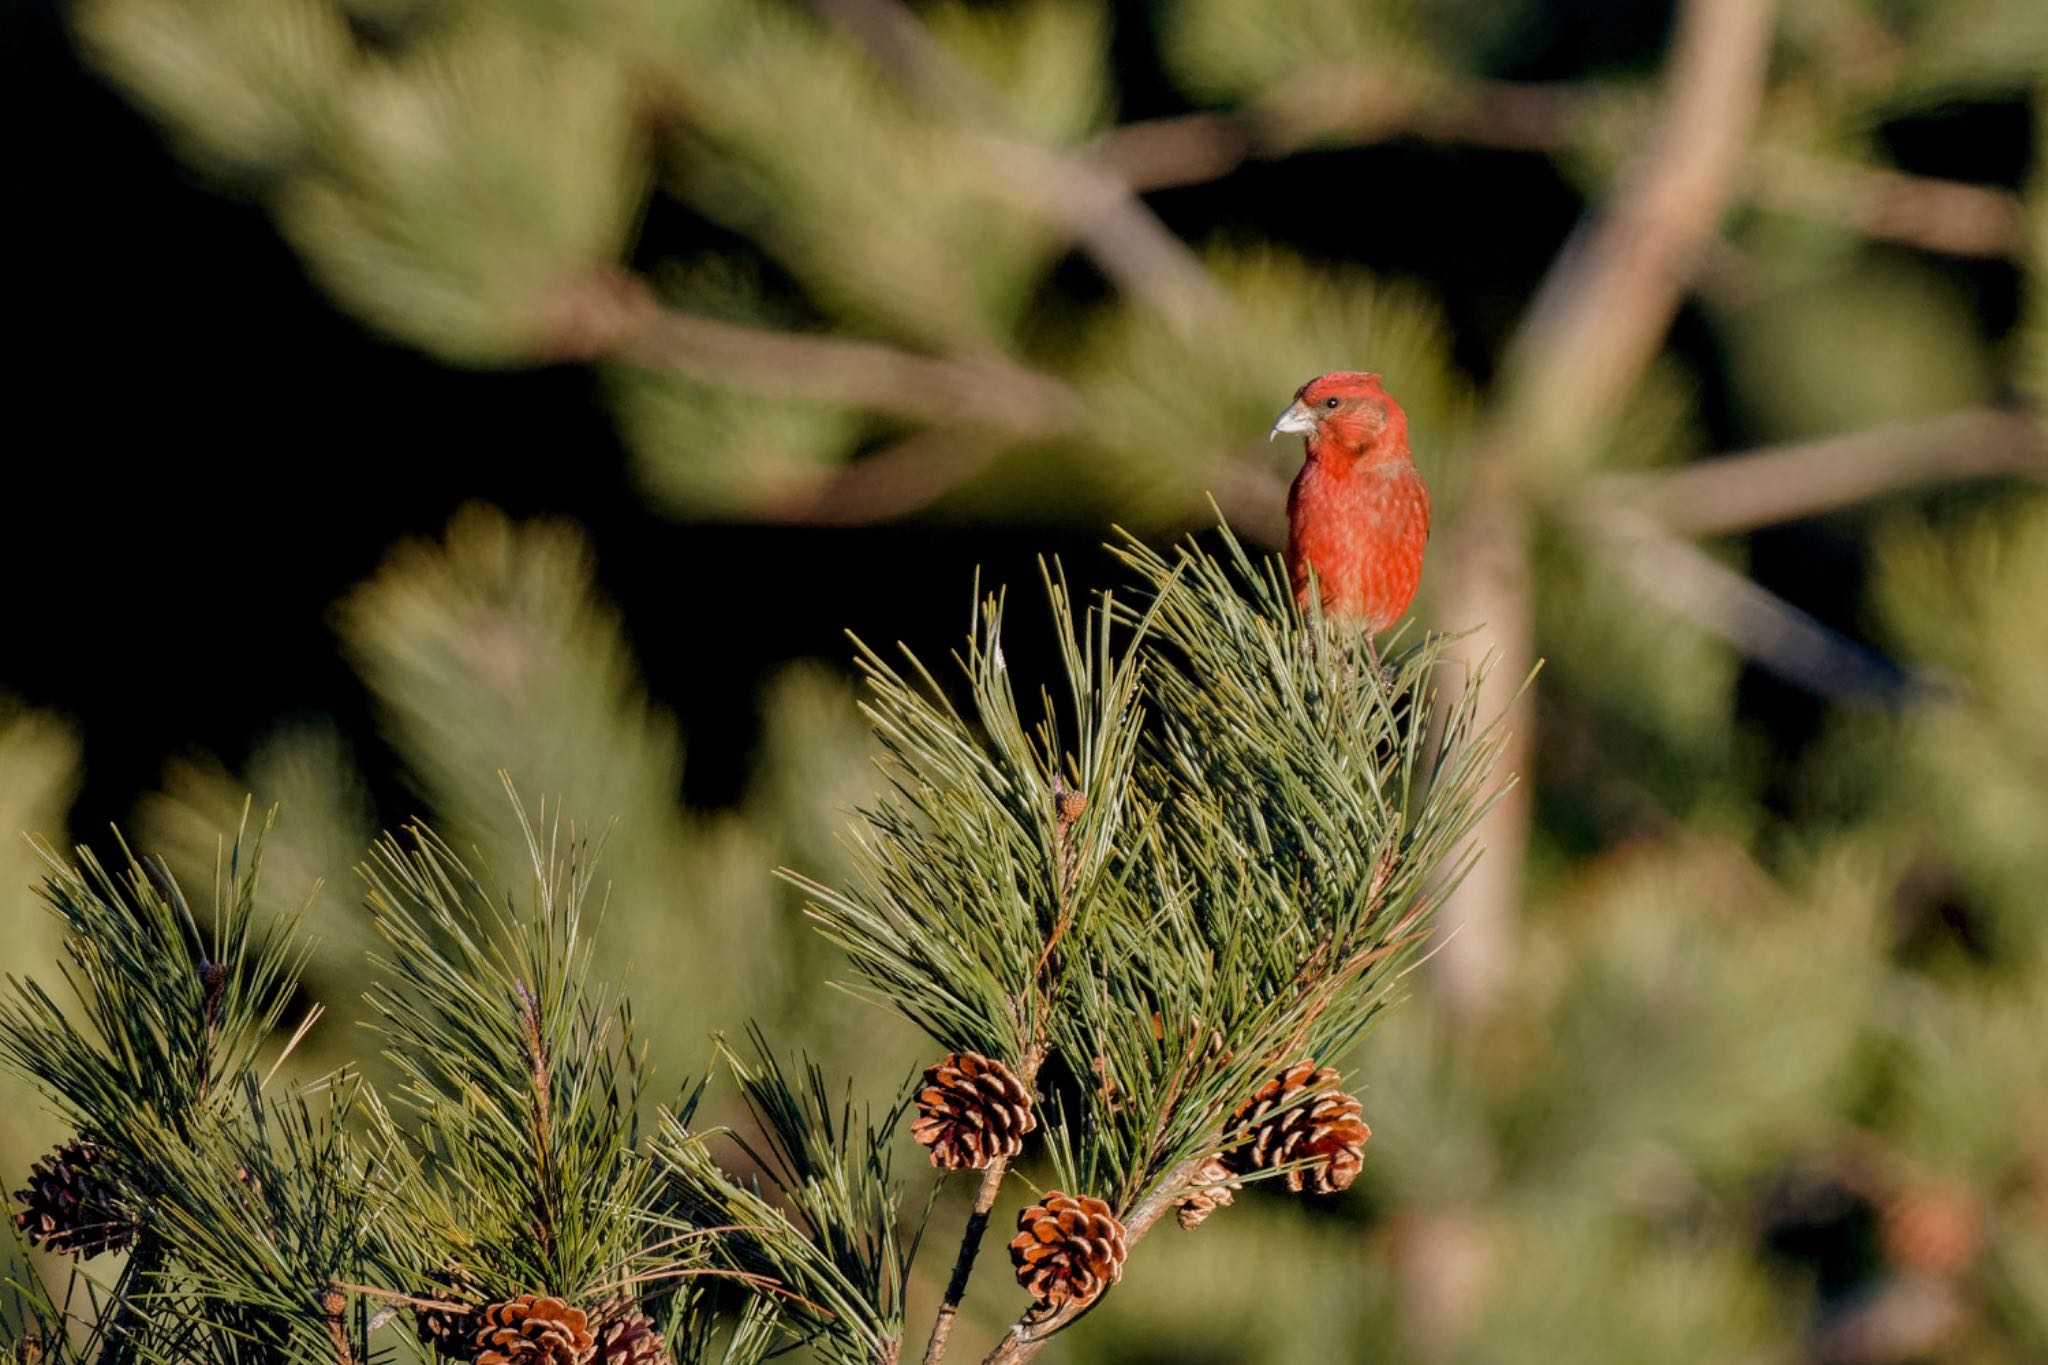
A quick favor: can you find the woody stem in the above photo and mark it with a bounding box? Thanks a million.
[976,1151,1215,1365]
[921,1156,1014,1365]
[930,783,1078,1364]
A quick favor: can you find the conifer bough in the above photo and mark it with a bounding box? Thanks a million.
[1,524,1503,1365]
[798,520,1506,1362]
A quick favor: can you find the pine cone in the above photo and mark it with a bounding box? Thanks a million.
[910,1052,1036,1170]
[1221,1060,1371,1195]
[470,1295,594,1365]
[587,1297,669,1365]
[11,1139,137,1258]
[414,1268,482,1359]
[1008,1192,1126,1312]
[1173,1155,1238,1230]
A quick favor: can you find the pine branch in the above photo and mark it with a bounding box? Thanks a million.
[803,0,1223,332]
[649,1040,915,1365]
[1431,0,1777,1018]
[1091,78,2028,262]
[359,786,654,1303]
[1602,408,2048,539]
[973,1149,1210,1365]
[918,1162,1006,1365]
[789,521,1506,1357]
[614,300,1080,438]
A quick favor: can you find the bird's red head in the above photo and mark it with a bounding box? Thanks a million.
[1269,371,1409,461]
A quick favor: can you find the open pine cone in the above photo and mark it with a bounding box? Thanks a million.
[471,1295,594,1365]
[1221,1060,1371,1195]
[11,1138,137,1258]
[588,1296,670,1365]
[1008,1192,1127,1312]
[910,1051,1036,1170]
[1173,1155,1239,1230]
[414,1268,482,1359]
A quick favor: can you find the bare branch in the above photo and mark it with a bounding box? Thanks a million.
[616,305,1079,437]
[1580,505,1908,700]
[1092,79,2026,263]
[1606,409,2048,538]
[759,428,1022,527]
[1749,146,2030,261]
[1505,0,1777,442]
[1431,0,1779,1019]
[921,1160,1012,1365]
[1090,77,1584,191]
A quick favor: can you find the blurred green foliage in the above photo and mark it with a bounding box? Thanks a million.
[11,0,2048,1359]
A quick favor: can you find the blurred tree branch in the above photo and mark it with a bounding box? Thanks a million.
[615,302,1079,436]
[1748,148,2030,261]
[1092,82,2029,262]
[1431,0,1778,1021]
[807,0,1223,331]
[1090,77,1583,188]
[1581,505,1908,700]
[1607,408,2048,538]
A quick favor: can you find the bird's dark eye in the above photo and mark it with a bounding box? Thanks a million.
[1323,397,1341,410]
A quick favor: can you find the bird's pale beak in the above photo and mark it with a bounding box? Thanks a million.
[1268,399,1317,442]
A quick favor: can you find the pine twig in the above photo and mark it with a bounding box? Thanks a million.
[925,780,1082,1365]
[973,1151,1214,1365]
[920,1159,1011,1365]
[515,980,560,1269]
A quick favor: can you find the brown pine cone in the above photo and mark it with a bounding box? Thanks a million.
[470,1295,594,1365]
[414,1268,482,1359]
[587,1296,669,1365]
[11,1139,137,1258]
[1008,1192,1127,1312]
[1173,1155,1238,1230]
[1221,1059,1371,1195]
[910,1052,1036,1170]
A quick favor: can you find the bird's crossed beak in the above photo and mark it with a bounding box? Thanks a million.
[1268,399,1317,442]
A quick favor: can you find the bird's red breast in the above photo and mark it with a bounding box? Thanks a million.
[1274,371,1430,634]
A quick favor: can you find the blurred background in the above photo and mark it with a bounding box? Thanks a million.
[5,0,2048,1358]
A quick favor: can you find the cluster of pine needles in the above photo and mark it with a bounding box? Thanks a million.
[3,526,1505,1365]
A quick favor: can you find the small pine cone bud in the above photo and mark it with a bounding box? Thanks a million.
[1054,788,1086,825]
[1221,1060,1371,1195]
[470,1295,593,1365]
[1008,1192,1127,1312]
[11,1138,137,1258]
[910,1052,1036,1170]
[414,1268,482,1359]
[588,1296,670,1365]
[1173,1156,1238,1230]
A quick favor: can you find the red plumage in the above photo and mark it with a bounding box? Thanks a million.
[1272,371,1430,633]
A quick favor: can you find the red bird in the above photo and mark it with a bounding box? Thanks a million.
[1271,371,1430,636]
